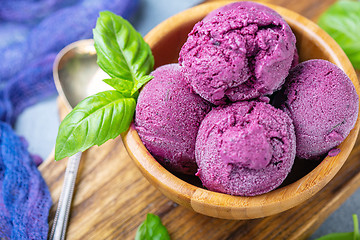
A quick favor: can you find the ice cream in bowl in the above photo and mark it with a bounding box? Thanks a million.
[121,1,360,219]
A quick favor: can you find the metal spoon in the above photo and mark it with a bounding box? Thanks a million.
[50,39,110,240]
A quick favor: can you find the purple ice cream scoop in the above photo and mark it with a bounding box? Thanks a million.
[135,64,210,175]
[203,1,274,21]
[291,48,299,69]
[205,2,299,69]
[195,100,296,196]
[279,59,359,159]
[179,1,296,105]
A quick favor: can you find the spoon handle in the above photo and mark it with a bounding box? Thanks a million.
[49,152,82,240]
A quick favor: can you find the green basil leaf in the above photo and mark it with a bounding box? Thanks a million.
[132,75,154,95]
[315,214,359,240]
[353,214,359,240]
[315,232,354,240]
[135,213,170,240]
[55,90,135,160]
[93,11,154,89]
[318,0,360,69]
[103,78,140,98]
[103,78,134,97]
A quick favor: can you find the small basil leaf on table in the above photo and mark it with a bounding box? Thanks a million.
[315,232,354,240]
[315,214,359,240]
[135,213,171,240]
[354,214,359,240]
[318,0,360,69]
[55,91,136,160]
[93,11,154,93]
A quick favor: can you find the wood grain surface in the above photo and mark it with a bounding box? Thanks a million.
[39,0,360,239]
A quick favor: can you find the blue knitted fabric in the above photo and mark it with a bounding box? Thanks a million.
[0,122,52,239]
[0,0,139,239]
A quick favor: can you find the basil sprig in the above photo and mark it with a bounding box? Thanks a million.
[135,213,171,240]
[93,11,154,95]
[315,214,359,240]
[55,11,154,160]
[318,0,360,69]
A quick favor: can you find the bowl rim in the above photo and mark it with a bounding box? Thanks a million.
[122,0,360,219]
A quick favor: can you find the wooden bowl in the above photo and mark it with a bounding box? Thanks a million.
[122,1,360,219]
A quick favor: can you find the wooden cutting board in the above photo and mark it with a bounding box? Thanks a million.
[39,1,360,239]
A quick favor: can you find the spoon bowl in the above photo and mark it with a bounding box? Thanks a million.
[54,39,110,110]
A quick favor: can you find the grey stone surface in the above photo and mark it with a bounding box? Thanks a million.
[15,96,59,159]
